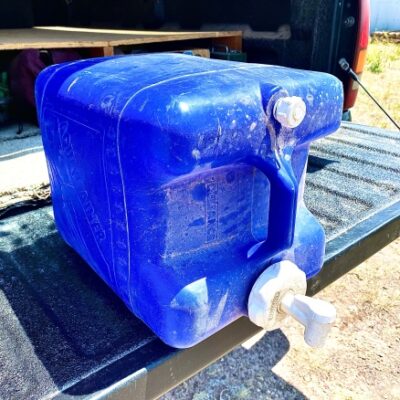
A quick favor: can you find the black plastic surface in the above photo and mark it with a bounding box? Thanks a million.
[0,122,399,400]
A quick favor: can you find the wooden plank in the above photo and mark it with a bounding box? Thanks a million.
[0,26,242,51]
[0,27,108,50]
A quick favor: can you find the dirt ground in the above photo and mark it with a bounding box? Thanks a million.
[162,38,400,400]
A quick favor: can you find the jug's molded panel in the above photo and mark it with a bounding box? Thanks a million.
[37,54,343,347]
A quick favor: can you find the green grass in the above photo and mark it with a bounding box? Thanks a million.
[351,38,400,130]
[366,51,383,73]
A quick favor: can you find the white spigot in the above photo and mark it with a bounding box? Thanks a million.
[248,261,336,348]
[273,96,306,128]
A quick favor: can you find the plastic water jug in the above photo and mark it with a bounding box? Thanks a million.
[36,54,343,347]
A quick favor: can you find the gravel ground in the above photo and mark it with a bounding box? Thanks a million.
[0,124,49,211]
[162,238,400,400]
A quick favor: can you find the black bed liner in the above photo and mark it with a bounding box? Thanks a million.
[0,122,399,400]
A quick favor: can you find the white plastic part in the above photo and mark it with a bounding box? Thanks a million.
[248,261,307,330]
[280,293,336,347]
[273,96,307,128]
[248,261,336,348]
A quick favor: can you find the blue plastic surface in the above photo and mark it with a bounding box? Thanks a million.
[36,54,343,348]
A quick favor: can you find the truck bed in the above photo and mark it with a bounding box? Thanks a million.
[0,122,399,400]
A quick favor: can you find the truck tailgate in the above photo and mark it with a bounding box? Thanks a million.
[0,122,399,400]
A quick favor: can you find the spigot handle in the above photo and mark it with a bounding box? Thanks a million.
[280,293,336,348]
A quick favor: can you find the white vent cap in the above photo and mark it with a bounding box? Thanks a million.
[273,96,307,128]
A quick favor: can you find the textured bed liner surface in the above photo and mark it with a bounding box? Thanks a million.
[306,122,400,239]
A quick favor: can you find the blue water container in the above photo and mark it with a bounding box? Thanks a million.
[36,54,343,348]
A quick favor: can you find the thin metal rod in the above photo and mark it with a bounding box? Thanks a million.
[339,58,400,132]
[350,70,400,131]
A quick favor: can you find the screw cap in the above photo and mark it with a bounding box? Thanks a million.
[273,96,306,128]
